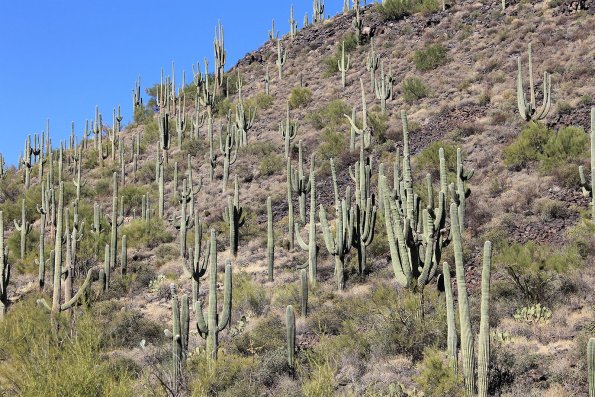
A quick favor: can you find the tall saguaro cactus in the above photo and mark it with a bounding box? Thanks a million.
[195,229,232,360]
[374,61,393,114]
[0,212,10,320]
[214,22,226,95]
[588,337,595,397]
[276,39,287,79]
[107,173,124,273]
[165,285,189,394]
[286,305,296,368]
[224,177,245,257]
[176,179,194,257]
[579,108,595,221]
[450,148,474,232]
[267,197,275,281]
[280,103,298,159]
[182,211,209,306]
[14,199,32,260]
[296,164,318,283]
[338,41,351,88]
[219,122,238,191]
[345,78,371,149]
[516,43,552,122]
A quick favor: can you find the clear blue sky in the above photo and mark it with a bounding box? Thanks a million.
[0,1,343,166]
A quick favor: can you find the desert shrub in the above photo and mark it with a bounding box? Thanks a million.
[96,304,163,349]
[317,129,347,166]
[533,198,571,220]
[140,119,159,148]
[216,97,234,118]
[121,219,174,249]
[556,100,572,115]
[95,178,111,197]
[504,122,588,170]
[402,77,429,103]
[242,141,276,157]
[232,272,270,316]
[288,87,312,109]
[368,110,390,143]
[495,241,582,303]
[133,105,154,125]
[182,136,205,158]
[414,44,448,71]
[379,0,440,20]
[8,228,39,273]
[567,220,595,259]
[120,185,149,213]
[259,152,285,176]
[246,92,274,110]
[309,100,351,130]
[0,299,137,396]
[414,348,466,397]
[414,141,458,181]
[233,315,285,356]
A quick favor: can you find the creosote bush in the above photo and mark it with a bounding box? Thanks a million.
[414,44,448,71]
[288,87,313,110]
[309,100,351,130]
[402,77,429,103]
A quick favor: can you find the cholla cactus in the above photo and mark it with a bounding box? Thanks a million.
[516,43,552,122]
[579,108,594,221]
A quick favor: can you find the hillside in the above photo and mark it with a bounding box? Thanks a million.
[0,0,594,396]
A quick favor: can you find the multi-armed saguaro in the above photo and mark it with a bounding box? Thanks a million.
[516,43,552,122]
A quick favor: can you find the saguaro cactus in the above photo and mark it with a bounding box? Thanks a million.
[338,41,351,89]
[588,337,595,397]
[450,148,474,232]
[367,38,380,92]
[219,121,238,191]
[0,212,10,320]
[516,43,552,122]
[313,0,325,23]
[296,164,318,283]
[159,113,171,163]
[374,61,393,114]
[300,269,308,317]
[345,78,371,149]
[36,197,47,291]
[106,173,124,273]
[223,177,245,257]
[195,229,232,360]
[176,179,194,257]
[14,199,32,260]
[121,235,128,275]
[165,285,189,394]
[289,141,312,223]
[443,262,458,372]
[286,305,296,368]
[182,212,209,306]
[214,21,226,94]
[267,197,275,281]
[276,39,287,79]
[477,241,492,397]
[38,183,96,314]
[289,5,298,39]
[579,108,594,221]
[280,103,298,159]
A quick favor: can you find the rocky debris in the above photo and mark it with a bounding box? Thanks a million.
[552,0,595,15]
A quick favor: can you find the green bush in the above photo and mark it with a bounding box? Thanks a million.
[414,348,466,397]
[379,0,440,20]
[308,100,351,130]
[288,87,312,110]
[0,299,138,396]
[232,272,270,316]
[242,141,277,157]
[414,44,448,71]
[495,241,583,303]
[259,152,285,176]
[317,129,347,164]
[121,219,174,249]
[246,92,274,110]
[402,77,429,103]
[368,110,390,143]
[504,123,588,170]
[414,141,458,181]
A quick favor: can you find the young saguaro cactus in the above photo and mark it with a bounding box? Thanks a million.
[14,199,32,260]
[223,177,245,257]
[286,305,296,369]
[267,197,275,281]
[338,41,351,89]
[195,229,232,360]
[579,108,594,221]
[280,103,298,159]
[516,43,552,122]
[0,212,10,320]
[165,284,189,394]
[276,39,287,79]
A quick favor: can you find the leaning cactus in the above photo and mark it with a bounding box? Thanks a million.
[286,305,296,368]
[223,177,245,257]
[516,43,552,122]
[579,108,594,221]
[165,284,189,394]
[14,199,32,260]
[0,212,10,320]
[195,229,232,360]
[337,41,351,89]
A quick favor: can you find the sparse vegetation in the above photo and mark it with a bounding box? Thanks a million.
[288,87,312,109]
[414,44,448,71]
[402,77,429,103]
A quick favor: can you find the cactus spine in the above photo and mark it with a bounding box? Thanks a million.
[195,229,232,360]
[516,43,552,122]
[276,39,287,79]
[267,197,274,281]
[14,199,32,260]
[579,108,594,221]
[338,41,351,89]
[0,212,10,320]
